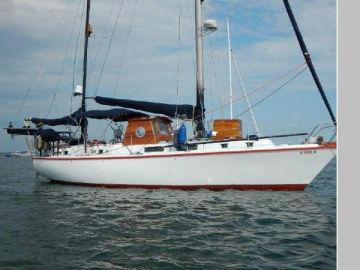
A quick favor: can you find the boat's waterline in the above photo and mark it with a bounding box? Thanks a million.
[49,180,307,191]
[33,144,336,190]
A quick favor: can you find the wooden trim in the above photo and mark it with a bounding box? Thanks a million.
[123,117,172,146]
[32,145,335,161]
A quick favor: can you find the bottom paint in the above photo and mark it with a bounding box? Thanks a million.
[50,180,306,191]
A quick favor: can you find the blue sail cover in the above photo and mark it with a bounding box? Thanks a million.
[30,108,148,127]
[85,108,148,121]
[94,96,194,119]
[39,128,80,143]
[39,128,62,141]
[31,109,83,126]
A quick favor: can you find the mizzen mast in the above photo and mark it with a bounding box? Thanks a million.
[81,0,91,151]
[226,18,233,119]
[194,0,205,137]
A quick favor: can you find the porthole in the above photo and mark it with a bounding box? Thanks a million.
[135,127,146,137]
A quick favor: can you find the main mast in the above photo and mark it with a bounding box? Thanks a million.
[81,0,91,150]
[194,0,205,137]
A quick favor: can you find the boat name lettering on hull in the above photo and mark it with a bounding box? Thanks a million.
[300,150,317,155]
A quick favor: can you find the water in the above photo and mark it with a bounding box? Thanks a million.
[0,157,336,269]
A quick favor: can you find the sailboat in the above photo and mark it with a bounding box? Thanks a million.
[6,0,336,190]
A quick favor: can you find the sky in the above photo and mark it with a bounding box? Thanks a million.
[0,0,336,152]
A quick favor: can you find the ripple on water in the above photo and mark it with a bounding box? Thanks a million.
[0,157,336,269]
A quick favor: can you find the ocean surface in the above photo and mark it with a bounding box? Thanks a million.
[0,157,336,270]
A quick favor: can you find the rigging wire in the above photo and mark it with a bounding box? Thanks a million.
[232,50,261,136]
[202,2,213,122]
[13,0,72,123]
[235,66,308,118]
[94,0,126,96]
[203,62,308,117]
[98,119,115,142]
[174,0,182,122]
[70,0,86,135]
[87,0,117,86]
[189,8,197,96]
[205,48,215,122]
[47,0,84,118]
[69,0,86,136]
[72,0,87,93]
[112,0,139,97]
[208,34,224,118]
[203,0,224,118]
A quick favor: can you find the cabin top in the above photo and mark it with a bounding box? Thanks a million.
[211,119,242,140]
[123,116,173,145]
[123,117,242,146]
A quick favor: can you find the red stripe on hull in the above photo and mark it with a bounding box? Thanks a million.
[49,180,306,191]
[33,145,335,161]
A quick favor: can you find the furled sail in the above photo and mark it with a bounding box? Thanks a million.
[38,128,62,141]
[85,108,148,121]
[30,108,148,127]
[5,127,80,143]
[94,96,194,119]
[31,109,83,126]
[38,129,81,144]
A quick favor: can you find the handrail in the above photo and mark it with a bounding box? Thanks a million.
[304,122,336,143]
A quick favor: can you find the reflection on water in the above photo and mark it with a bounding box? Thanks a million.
[0,157,336,269]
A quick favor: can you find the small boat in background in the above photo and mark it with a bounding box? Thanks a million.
[5,151,31,158]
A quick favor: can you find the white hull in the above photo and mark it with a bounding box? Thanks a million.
[33,143,336,190]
